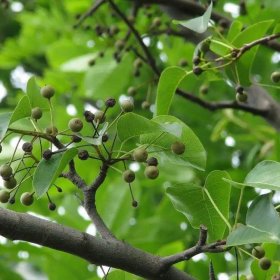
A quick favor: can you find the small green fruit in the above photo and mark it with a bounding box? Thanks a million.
[192,56,201,65]
[252,246,265,259]
[45,126,58,136]
[259,257,271,270]
[94,111,106,123]
[120,99,134,112]
[48,202,56,211]
[133,148,148,162]
[193,66,203,76]
[20,192,34,206]
[68,118,83,132]
[31,107,43,120]
[141,101,150,110]
[4,177,17,189]
[0,164,13,179]
[171,141,185,155]
[22,142,33,153]
[236,92,248,103]
[179,59,188,67]
[0,190,10,203]
[127,87,136,96]
[271,71,280,83]
[41,85,55,99]
[123,170,135,183]
[144,166,159,179]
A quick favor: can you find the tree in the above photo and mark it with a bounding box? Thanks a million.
[0,0,280,279]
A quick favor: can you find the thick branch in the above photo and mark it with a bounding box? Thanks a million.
[0,207,193,280]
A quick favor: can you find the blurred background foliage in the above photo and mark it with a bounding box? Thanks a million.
[0,0,280,279]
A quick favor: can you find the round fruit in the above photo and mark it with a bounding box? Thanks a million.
[31,107,43,120]
[144,166,159,179]
[0,190,10,203]
[4,177,17,189]
[235,85,244,94]
[127,87,136,96]
[0,164,13,179]
[133,148,148,162]
[179,59,188,67]
[78,150,89,160]
[48,202,56,211]
[141,101,150,110]
[84,110,95,122]
[271,71,280,83]
[133,58,143,69]
[146,157,158,166]
[20,192,34,206]
[22,142,33,153]
[123,170,135,183]
[45,126,58,136]
[259,258,272,270]
[252,246,265,259]
[236,92,248,103]
[68,118,83,132]
[132,200,138,207]
[102,134,109,142]
[105,98,116,108]
[171,141,185,155]
[120,99,134,112]
[193,66,203,76]
[192,56,201,65]
[40,85,55,99]
[43,149,52,160]
[94,111,106,123]
[199,39,211,53]
[71,135,82,143]
[199,84,208,95]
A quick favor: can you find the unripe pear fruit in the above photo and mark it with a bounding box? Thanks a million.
[236,92,248,103]
[41,85,55,99]
[94,111,106,123]
[252,246,265,259]
[68,118,83,132]
[0,164,13,179]
[258,258,271,270]
[271,71,280,83]
[20,192,34,206]
[0,190,10,203]
[123,170,136,183]
[127,87,136,96]
[146,157,158,166]
[31,107,43,120]
[144,166,159,179]
[133,148,148,162]
[120,99,134,112]
[4,177,17,189]
[171,141,185,155]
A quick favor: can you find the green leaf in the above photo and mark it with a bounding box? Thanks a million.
[227,194,280,246]
[33,148,78,197]
[166,170,231,241]
[26,76,49,109]
[0,112,12,140]
[60,53,97,72]
[10,95,31,124]
[142,115,206,171]
[227,21,243,42]
[117,113,161,142]
[173,2,213,34]
[210,39,233,57]
[106,270,138,280]
[228,20,273,86]
[154,66,186,116]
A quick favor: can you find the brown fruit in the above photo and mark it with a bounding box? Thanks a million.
[133,148,148,162]
[41,85,55,99]
[31,107,43,120]
[259,257,271,270]
[144,166,159,179]
[68,118,83,132]
[123,170,136,183]
[20,192,34,206]
[171,141,185,155]
[120,99,134,112]
[252,246,265,259]
[0,190,10,203]
[0,164,13,179]
[4,177,17,189]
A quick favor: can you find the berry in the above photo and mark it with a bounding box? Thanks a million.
[0,164,13,179]
[41,85,55,99]
[192,56,201,65]
[271,71,280,83]
[133,58,143,69]
[127,87,136,96]
[78,150,89,160]
[235,85,244,94]
[105,98,116,108]
[258,258,271,270]
[20,192,34,206]
[123,170,136,183]
[133,148,148,162]
[94,111,106,123]
[193,66,203,76]
[9,197,15,204]
[132,200,138,207]
[236,92,248,103]
[141,101,150,110]
[88,59,96,66]
[45,126,58,136]
[102,134,109,142]
[120,99,134,112]
[146,157,158,166]
[144,166,159,179]
[84,110,95,122]
[48,202,56,211]
[22,142,33,153]
[252,246,265,259]
[71,135,82,143]
[68,118,83,132]
[0,190,10,203]
[31,107,43,120]
[171,141,185,155]
[43,149,52,160]
[179,59,188,67]
[199,39,211,53]
[99,51,104,58]
[4,177,17,189]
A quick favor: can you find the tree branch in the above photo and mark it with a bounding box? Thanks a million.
[0,207,194,280]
